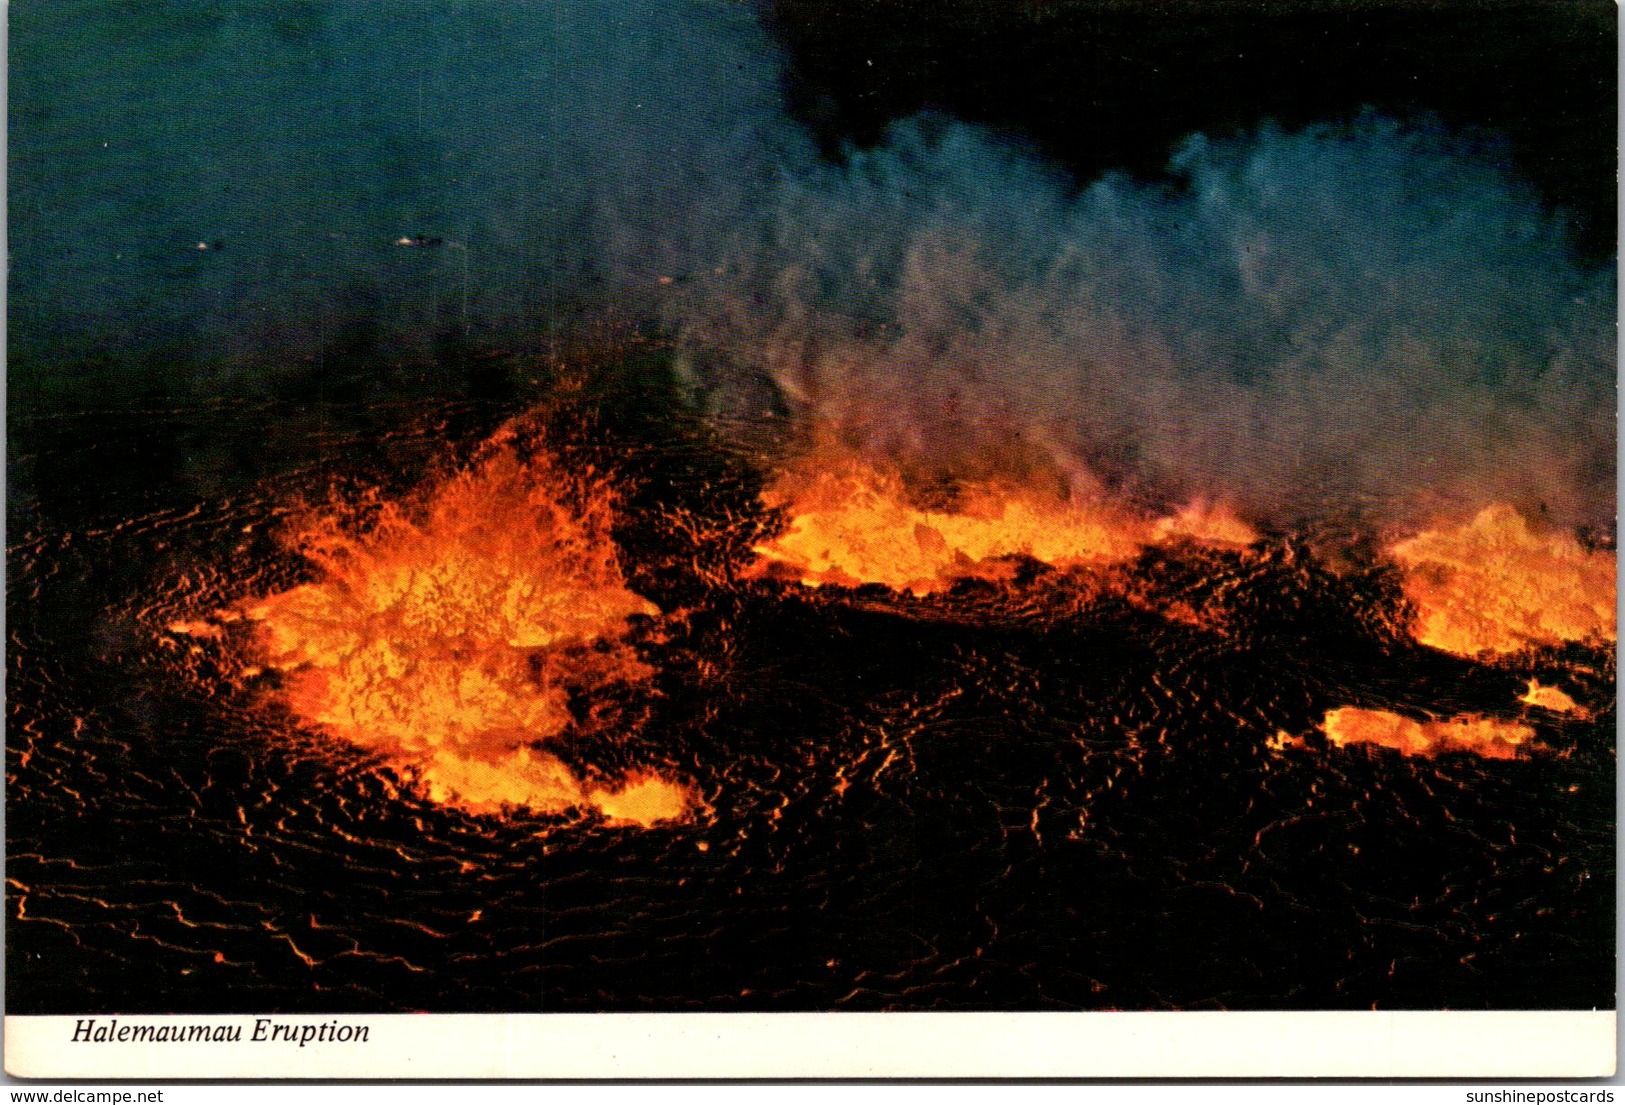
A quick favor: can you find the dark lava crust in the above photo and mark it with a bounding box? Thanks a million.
[7,387,1615,1015]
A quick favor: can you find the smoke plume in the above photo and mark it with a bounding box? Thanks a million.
[12,0,1613,529]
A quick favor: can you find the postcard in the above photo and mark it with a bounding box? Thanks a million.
[6,0,1616,1080]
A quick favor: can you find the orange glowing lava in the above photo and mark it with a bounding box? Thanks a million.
[243,432,693,825]
[1520,679,1584,716]
[1322,706,1534,760]
[749,457,1255,595]
[1149,499,1258,548]
[1390,504,1616,658]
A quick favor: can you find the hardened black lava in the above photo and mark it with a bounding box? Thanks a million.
[7,368,1615,1014]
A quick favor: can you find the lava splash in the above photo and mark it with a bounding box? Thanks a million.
[749,451,1255,596]
[1322,706,1535,760]
[1390,504,1616,659]
[241,427,692,825]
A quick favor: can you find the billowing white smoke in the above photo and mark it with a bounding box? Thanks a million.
[15,0,1612,528]
[666,112,1616,530]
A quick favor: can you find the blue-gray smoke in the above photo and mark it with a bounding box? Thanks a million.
[12,0,1614,529]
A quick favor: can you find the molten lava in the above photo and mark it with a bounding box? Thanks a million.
[749,457,1254,595]
[1520,679,1584,716]
[1149,499,1259,547]
[1390,504,1616,658]
[242,433,693,825]
[1322,706,1534,760]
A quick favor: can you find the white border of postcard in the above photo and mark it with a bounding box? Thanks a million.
[4,1010,1616,1080]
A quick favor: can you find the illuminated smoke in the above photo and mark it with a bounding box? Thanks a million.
[18,0,1612,533]
[667,113,1614,534]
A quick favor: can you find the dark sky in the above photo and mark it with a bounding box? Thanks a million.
[7,0,1614,425]
[768,0,1617,259]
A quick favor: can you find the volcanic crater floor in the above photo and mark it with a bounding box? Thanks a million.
[7,395,1614,1014]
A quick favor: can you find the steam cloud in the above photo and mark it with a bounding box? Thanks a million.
[15,0,1614,530]
[668,111,1616,531]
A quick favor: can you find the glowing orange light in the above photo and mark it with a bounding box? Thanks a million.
[1519,679,1584,716]
[243,433,692,825]
[1322,706,1534,760]
[749,455,1254,595]
[1149,498,1257,547]
[588,771,694,827]
[1390,504,1615,657]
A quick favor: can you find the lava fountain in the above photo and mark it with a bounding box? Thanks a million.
[240,426,693,825]
[749,448,1256,595]
[1389,503,1616,658]
[748,445,1611,767]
